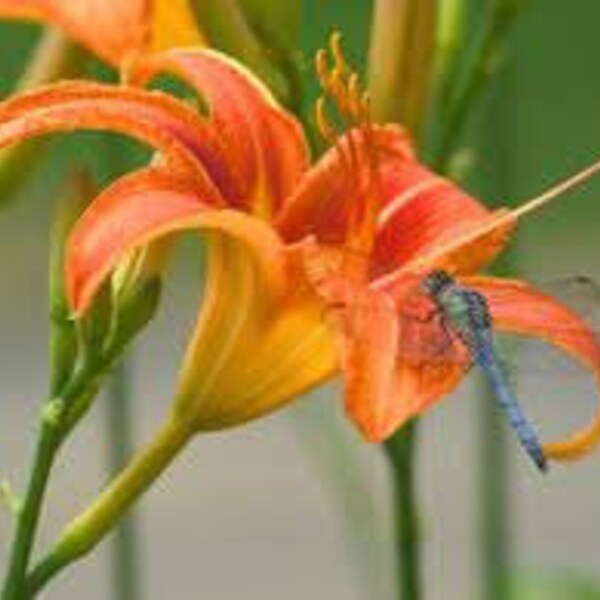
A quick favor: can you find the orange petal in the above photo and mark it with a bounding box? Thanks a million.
[335,287,399,441]
[66,168,286,315]
[467,276,600,461]
[151,0,206,55]
[372,160,493,277]
[337,285,469,441]
[276,125,412,243]
[303,240,467,441]
[0,81,230,186]
[377,209,515,298]
[0,0,149,67]
[132,49,309,215]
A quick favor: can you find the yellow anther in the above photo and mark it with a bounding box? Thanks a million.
[346,73,363,120]
[313,29,379,201]
[330,31,348,76]
[315,97,337,145]
[315,49,330,89]
[328,70,350,113]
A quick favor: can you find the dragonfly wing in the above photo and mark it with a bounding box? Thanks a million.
[487,275,600,378]
[537,275,600,323]
[494,333,584,380]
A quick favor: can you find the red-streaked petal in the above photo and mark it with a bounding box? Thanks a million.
[376,209,515,299]
[0,81,229,185]
[467,275,600,461]
[276,125,413,243]
[0,80,240,195]
[67,168,286,315]
[378,354,468,441]
[336,287,400,440]
[0,0,149,67]
[302,238,467,441]
[371,160,493,277]
[132,48,310,213]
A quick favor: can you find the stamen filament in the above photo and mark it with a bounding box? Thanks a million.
[512,155,600,220]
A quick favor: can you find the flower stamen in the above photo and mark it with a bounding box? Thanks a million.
[313,32,384,270]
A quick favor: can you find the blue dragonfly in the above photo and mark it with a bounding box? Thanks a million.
[322,259,600,472]
[420,270,547,471]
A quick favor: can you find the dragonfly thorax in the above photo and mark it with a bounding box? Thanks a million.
[443,288,492,335]
[422,270,455,297]
[422,270,493,333]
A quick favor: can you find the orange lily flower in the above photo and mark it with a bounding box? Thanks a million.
[0,41,597,463]
[0,0,204,73]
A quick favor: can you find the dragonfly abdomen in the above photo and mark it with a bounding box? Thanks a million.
[475,335,547,472]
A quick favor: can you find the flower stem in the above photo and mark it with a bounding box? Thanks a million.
[384,423,420,600]
[1,410,62,600]
[106,362,142,600]
[368,3,436,599]
[478,51,517,600]
[26,415,195,596]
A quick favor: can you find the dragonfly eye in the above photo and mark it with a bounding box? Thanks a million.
[423,270,454,297]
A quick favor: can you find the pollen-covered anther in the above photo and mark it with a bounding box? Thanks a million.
[313,31,371,136]
[314,96,338,146]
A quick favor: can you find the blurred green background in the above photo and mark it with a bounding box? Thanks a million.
[1,1,600,599]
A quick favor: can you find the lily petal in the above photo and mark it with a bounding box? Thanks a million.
[377,209,515,298]
[132,48,310,214]
[335,286,400,441]
[0,0,149,67]
[174,235,336,430]
[276,125,412,243]
[66,167,287,316]
[0,0,204,69]
[302,239,467,441]
[151,0,206,54]
[65,166,334,431]
[0,81,226,184]
[467,276,600,461]
[372,160,494,277]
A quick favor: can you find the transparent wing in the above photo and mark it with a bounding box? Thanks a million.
[492,275,600,379]
[540,275,600,322]
[486,276,600,447]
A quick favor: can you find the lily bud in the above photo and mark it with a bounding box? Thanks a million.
[49,171,94,395]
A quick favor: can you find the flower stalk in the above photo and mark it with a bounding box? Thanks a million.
[1,408,63,600]
[106,363,142,600]
[368,2,437,598]
[26,414,195,596]
[383,423,421,600]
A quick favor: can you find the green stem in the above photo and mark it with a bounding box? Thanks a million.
[480,391,510,599]
[384,424,420,600]
[479,51,516,600]
[1,414,62,600]
[27,415,195,596]
[368,4,437,599]
[106,362,142,600]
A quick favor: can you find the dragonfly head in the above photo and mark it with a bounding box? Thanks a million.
[422,270,455,299]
